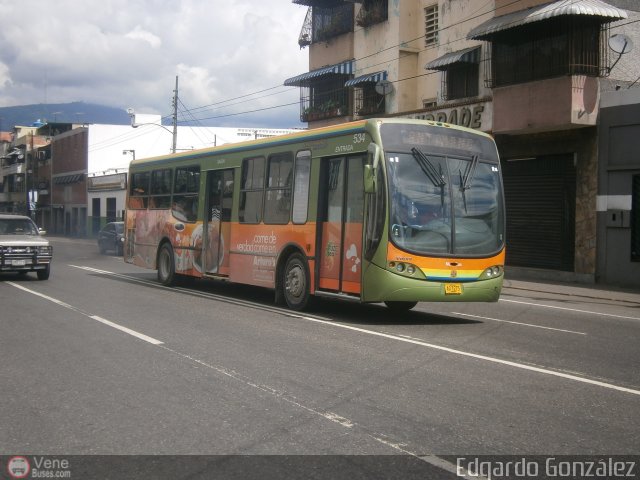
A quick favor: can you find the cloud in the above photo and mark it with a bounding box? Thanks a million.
[0,0,309,127]
[125,26,162,48]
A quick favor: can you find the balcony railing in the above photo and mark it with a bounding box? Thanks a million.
[355,0,388,28]
[298,3,354,47]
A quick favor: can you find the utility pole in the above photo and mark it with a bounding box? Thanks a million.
[171,75,178,154]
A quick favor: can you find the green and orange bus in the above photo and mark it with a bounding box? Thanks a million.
[125,118,505,311]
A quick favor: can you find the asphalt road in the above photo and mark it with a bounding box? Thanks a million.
[1,237,639,478]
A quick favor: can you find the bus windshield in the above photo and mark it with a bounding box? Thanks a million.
[385,147,504,257]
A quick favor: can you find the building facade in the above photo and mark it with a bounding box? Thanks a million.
[2,119,301,237]
[597,88,640,287]
[286,0,638,287]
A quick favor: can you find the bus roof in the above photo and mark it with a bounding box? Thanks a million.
[129,118,491,167]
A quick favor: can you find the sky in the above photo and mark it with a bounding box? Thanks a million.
[0,0,310,128]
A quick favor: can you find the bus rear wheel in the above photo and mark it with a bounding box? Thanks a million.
[283,253,310,311]
[157,243,176,286]
[384,301,417,312]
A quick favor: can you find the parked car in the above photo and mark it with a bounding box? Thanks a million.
[98,221,125,255]
[0,214,52,280]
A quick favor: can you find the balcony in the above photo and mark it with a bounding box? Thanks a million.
[301,98,348,122]
[492,75,600,134]
[297,3,354,47]
[355,0,388,28]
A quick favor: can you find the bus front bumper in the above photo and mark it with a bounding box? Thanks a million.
[362,263,503,303]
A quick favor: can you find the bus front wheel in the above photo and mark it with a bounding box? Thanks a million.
[157,243,176,286]
[384,301,417,312]
[283,253,310,311]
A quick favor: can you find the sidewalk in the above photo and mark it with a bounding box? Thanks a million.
[503,276,640,305]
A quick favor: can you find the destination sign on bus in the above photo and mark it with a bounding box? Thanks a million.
[380,124,498,159]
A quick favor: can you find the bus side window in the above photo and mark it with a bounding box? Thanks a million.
[239,156,265,224]
[129,171,150,209]
[264,152,293,224]
[172,166,200,222]
[293,151,311,224]
[150,168,172,209]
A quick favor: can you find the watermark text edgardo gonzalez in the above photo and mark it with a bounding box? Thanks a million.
[457,456,638,479]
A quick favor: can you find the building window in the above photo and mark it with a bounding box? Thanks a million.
[106,197,117,223]
[300,76,350,122]
[632,174,640,262]
[425,5,439,47]
[312,3,353,43]
[356,0,388,28]
[490,17,603,87]
[423,98,437,109]
[240,156,265,224]
[443,63,479,100]
[354,83,385,116]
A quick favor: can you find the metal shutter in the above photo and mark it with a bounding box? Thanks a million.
[502,155,576,271]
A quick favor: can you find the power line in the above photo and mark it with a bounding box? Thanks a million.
[134,1,640,127]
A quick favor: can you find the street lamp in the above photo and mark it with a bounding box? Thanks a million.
[126,107,177,154]
[122,149,135,161]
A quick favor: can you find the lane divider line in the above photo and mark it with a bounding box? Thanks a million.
[500,298,640,321]
[451,312,587,335]
[70,265,640,396]
[7,282,164,346]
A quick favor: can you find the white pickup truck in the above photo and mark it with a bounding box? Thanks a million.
[0,214,53,280]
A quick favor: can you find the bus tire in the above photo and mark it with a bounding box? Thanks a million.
[384,301,417,312]
[157,242,176,286]
[283,252,310,311]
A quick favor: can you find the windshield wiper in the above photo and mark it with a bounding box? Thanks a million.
[411,147,446,213]
[460,155,479,191]
[411,148,445,189]
[459,155,479,213]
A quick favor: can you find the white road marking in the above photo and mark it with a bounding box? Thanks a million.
[89,315,164,345]
[69,265,640,398]
[158,343,483,477]
[7,282,163,345]
[500,298,640,321]
[451,312,587,335]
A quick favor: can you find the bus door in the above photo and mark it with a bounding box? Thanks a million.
[202,169,234,276]
[317,155,365,295]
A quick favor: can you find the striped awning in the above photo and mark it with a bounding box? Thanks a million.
[284,60,354,87]
[53,174,84,185]
[344,71,387,87]
[425,46,481,71]
[468,0,628,40]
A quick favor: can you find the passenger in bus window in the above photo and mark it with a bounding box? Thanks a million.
[172,199,189,222]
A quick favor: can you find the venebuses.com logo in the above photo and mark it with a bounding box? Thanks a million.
[6,457,30,479]
[5,456,71,479]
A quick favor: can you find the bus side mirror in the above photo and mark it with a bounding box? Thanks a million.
[365,143,381,193]
[364,165,376,193]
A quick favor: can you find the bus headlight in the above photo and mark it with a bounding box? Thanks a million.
[388,262,425,279]
[480,265,503,280]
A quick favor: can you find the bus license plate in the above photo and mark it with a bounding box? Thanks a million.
[12,259,27,266]
[445,283,462,295]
